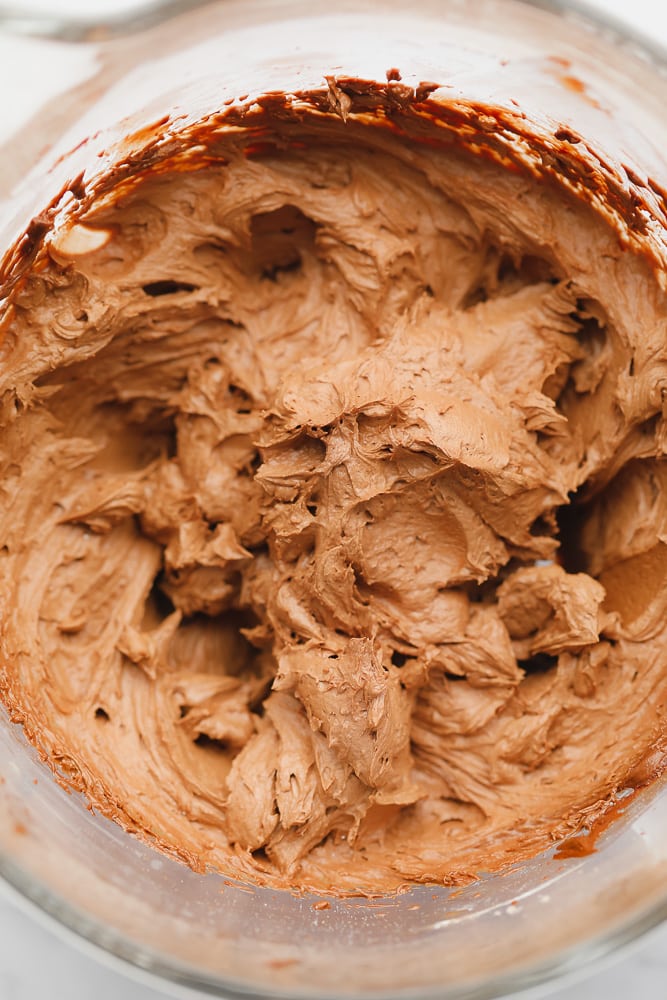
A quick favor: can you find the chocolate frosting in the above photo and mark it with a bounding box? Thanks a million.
[1,82,667,894]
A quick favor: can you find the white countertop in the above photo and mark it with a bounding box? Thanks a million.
[1,1,667,998]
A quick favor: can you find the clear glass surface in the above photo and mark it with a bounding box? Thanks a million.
[1,2,667,997]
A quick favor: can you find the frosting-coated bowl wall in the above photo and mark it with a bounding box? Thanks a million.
[3,706,667,997]
[1,1,667,996]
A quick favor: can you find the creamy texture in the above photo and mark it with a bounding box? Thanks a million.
[1,84,667,894]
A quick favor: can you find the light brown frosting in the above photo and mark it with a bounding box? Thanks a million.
[1,81,667,894]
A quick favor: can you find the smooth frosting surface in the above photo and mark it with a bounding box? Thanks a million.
[1,85,667,893]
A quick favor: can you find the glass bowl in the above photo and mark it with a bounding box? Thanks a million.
[1,1,667,997]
